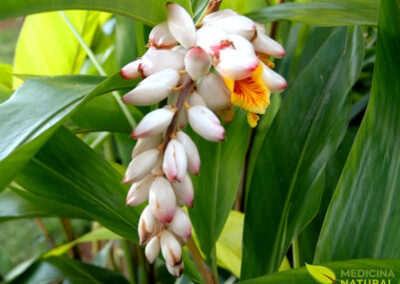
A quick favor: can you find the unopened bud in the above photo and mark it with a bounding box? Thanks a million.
[145,236,161,263]
[148,22,177,48]
[208,15,256,40]
[131,135,162,159]
[173,174,194,208]
[140,49,184,76]
[149,177,177,223]
[121,59,141,80]
[188,105,225,142]
[261,62,287,93]
[184,47,211,80]
[252,26,285,58]
[163,140,187,182]
[132,108,175,138]
[196,26,232,57]
[139,206,160,244]
[197,73,231,111]
[230,34,255,56]
[126,175,154,206]
[215,48,259,80]
[176,131,200,175]
[187,91,207,108]
[123,149,159,184]
[160,230,182,267]
[169,208,191,239]
[167,3,196,49]
[202,9,238,26]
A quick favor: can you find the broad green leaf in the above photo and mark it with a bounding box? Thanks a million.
[221,0,268,14]
[314,0,400,263]
[0,63,12,89]
[238,259,400,284]
[305,263,335,284]
[242,27,364,279]
[115,16,139,68]
[246,1,379,26]
[13,11,101,87]
[7,256,129,284]
[14,127,141,241]
[0,72,136,191]
[188,109,251,257]
[0,0,193,26]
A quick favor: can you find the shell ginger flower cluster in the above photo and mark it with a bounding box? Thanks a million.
[120,3,287,277]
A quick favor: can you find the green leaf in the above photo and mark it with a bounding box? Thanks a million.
[237,259,400,284]
[221,0,268,14]
[246,1,379,26]
[14,127,141,241]
[13,11,101,87]
[188,110,251,257]
[305,263,335,284]
[314,0,400,263]
[242,26,364,279]
[0,0,193,26]
[0,72,136,191]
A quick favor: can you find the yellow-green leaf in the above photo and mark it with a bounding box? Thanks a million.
[305,263,336,284]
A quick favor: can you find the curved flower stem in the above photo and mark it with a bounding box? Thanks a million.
[59,11,137,128]
[187,238,216,284]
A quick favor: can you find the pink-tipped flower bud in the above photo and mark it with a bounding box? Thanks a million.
[149,177,177,223]
[196,26,232,57]
[197,73,231,111]
[173,174,194,208]
[123,69,180,105]
[123,149,159,184]
[139,206,161,244]
[126,175,154,206]
[131,135,162,159]
[215,48,259,80]
[169,208,192,239]
[176,131,200,175]
[188,105,225,142]
[166,262,184,277]
[208,15,256,40]
[261,62,287,93]
[160,230,182,267]
[145,235,161,264]
[148,22,177,49]
[121,59,141,79]
[163,140,187,182]
[184,47,211,80]
[171,45,188,55]
[167,3,196,49]
[252,25,285,58]
[140,49,184,76]
[187,91,207,107]
[132,108,175,138]
[230,34,255,56]
[202,9,238,26]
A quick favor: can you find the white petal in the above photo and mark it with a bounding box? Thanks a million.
[173,174,194,208]
[184,47,211,80]
[209,15,256,40]
[140,49,184,76]
[252,26,285,58]
[166,262,184,277]
[188,105,225,142]
[126,175,154,206]
[132,108,175,138]
[167,3,196,49]
[202,9,238,26]
[121,59,141,79]
[145,236,160,263]
[123,149,159,184]
[148,22,177,48]
[176,131,200,175]
[160,230,182,266]
[163,140,187,182]
[261,62,287,93]
[186,91,207,107]
[171,45,188,55]
[215,48,259,80]
[169,208,192,239]
[138,206,160,244]
[230,34,255,56]
[197,73,231,111]
[196,26,232,56]
[131,135,162,159]
[149,177,177,223]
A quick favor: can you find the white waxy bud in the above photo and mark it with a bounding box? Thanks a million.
[176,131,200,175]
[145,236,161,264]
[131,135,162,159]
[121,59,141,79]
[167,3,196,49]
[184,47,211,80]
[166,262,184,277]
[140,49,184,76]
[169,208,192,239]
[123,149,159,184]
[132,108,175,138]
[230,34,255,56]
[215,48,259,80]
[138,206,160,244]
[187,91,207,107]
[188,105,225,142]
[209,15,256,40]
[163,140,187,182]
[202,9,238,26]
[160,230,182,267]
[148,22,177,48]
[252,26,285,58]
[171,45,188,55]
[123,69,180,105]
[196,26,232,57]
[126,175,154,206]
[197,73,231,111]
[149,177,177,223]
[261,62,287,93]
[173,174,194,208]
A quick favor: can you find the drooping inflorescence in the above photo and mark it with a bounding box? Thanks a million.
[120,3,286,276]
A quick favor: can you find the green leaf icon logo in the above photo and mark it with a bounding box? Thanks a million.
[306,263,336,284]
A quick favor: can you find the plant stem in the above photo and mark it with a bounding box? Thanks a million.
[292,237,300,269]
[186,238,216,284]
[121,240,136,284]
[210,246,219,284]
[60,218,82,260]
[34,218,56,248]
[59,11,136,129]
[269,0,285,39]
